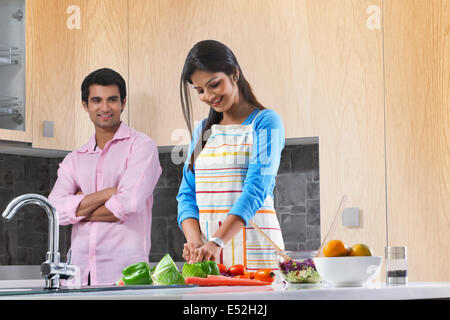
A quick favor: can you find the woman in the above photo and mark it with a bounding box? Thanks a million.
[176,40,285,271]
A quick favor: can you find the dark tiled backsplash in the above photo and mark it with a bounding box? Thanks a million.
[0,144,320,265]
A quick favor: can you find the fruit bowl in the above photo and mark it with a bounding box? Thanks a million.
[276,251,321,284]
[313,256,382,287]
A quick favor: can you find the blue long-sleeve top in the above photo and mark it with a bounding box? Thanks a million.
[176,108,285,228]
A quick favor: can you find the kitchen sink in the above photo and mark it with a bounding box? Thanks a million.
[0,284,197,296]
[0,264,198,296]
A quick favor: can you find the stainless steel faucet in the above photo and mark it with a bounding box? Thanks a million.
[2,193,77,289]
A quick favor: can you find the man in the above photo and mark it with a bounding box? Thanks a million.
[49,68,162,285]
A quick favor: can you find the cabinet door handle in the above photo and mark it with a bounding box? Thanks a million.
[43,121,54,138]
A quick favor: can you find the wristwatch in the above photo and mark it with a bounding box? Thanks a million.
[209,237,225,248]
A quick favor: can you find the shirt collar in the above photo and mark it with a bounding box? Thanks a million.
[76,121,131,153]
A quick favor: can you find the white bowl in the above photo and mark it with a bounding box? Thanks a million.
[313,256,382,287]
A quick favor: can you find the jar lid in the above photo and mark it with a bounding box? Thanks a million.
[385,246,407,258]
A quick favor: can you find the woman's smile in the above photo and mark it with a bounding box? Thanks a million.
[191,71,238,114]
[210,96,223,106]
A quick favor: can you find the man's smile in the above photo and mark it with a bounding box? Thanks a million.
[98,113,113,120]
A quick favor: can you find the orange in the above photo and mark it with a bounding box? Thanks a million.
[348,244,373,256]
[323,240,349,257]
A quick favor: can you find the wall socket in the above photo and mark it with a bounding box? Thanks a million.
[342,207,360,227]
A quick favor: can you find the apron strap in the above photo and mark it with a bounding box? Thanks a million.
[250,109,263,126]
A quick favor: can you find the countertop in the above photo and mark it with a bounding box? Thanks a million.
[0,280,449,300]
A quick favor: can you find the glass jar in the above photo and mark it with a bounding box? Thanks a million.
[385,246,407,285]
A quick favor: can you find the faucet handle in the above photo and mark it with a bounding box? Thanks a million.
[66,249,72,265]
[59,248,76,280]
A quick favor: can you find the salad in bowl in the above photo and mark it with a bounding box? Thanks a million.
[277,251,321,284]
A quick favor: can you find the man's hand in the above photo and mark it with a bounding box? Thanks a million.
[83,205,120,222]
[75,187,118,218]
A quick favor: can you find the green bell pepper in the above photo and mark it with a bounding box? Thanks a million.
[195,262,211,275]
[206,260,221,275]
[149,265,156,275]
[121,262,153,285]
[122,262,150,275]
[191,260,220,276]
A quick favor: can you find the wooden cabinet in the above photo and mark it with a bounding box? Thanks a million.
[26,0,129,151]
[128,0,326,144]
[0,0,32,143]
[384,0,450,281]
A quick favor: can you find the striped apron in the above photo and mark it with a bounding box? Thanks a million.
[195,111,285,271]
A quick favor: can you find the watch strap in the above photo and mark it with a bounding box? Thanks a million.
[209,237,225,248]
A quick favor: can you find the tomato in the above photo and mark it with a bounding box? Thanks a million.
[254,269,275,283]
[116,279,125,286]
[242,271,255,279]
[228,264,245,276]
[217,263,227,274]
[234,271,255,279]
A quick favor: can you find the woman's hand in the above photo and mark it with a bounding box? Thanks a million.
[183,240,204,263]
[189,241,222,264]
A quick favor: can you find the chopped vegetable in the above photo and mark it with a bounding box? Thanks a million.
[254,269,275,284]
[195,261,211,275]
[120,261,153,285]
[182,263,207,278]
[116,279,125,286]
[122,262,150,275]
[182,260,221,278]
[234,271,254,279]
[228,264,245,276]
[207,260,221,275]
[151,254,185,285]
[149,265,156,275]
[185,275,272,286]
[217,264,227,274]
[279,258,321,283]
[123,268,153,285]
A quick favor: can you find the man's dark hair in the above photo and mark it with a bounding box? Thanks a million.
[81,68,126,104]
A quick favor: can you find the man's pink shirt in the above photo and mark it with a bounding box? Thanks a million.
[49,122,162,285]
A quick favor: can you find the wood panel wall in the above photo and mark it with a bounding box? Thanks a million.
[21,0,449,281]
[129,0,387,280]
[384,0,450,281]
[303,0,386,266]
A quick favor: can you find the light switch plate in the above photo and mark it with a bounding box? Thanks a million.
[342,207,360,227]
[43,121,54,138]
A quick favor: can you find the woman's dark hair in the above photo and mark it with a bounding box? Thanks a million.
[180,40,265,172]
[81,68,127,105]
